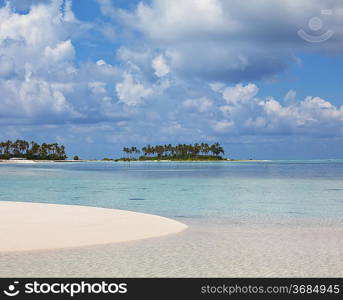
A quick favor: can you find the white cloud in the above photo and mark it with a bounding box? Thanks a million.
[284,89,297,103]
[0,1,81,120]
[0,1,73,47]
[134,0,231,42]
[244,117,267,129]
[269,96,343,125]
[222,83,259,105]
[96,60,106,66]
[255,96,343,136]
[0,76,79,118]
[211,83,343,137]
[212,120,234,133]
[44,40,75,63]
[0,1,122,124]
[182,97,213,113]
[116,73,153,106]
[106,0,343,82]
[0,55,16,78]
[152,54,170,77]
[210,82,225,92]
[100,23,116,41]
[160,122,183,135]
[96,0,117,18]
[0,0,342,157]
[88,82,107,95]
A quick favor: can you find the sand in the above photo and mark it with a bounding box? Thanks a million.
[0,201,187,252]
[2,217,343,277]
[0,160,36,164]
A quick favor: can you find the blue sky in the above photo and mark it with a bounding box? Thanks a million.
[0,0,342,159]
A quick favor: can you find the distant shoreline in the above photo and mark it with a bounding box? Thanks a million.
[0,159,89,164]
[101,159,263,163]
[3,159,340,164]
[0,159,264,164]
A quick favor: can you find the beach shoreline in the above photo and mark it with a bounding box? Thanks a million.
[0,159,266,164]
[0,201,187,252]
[0,159,37,164]
[1,215,343,277]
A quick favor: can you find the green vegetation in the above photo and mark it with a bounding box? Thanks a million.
[73,155,80,160]
[119,143,225,161]
[0,139,67,160]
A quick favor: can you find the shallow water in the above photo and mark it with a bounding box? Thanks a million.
[1,160,343,277]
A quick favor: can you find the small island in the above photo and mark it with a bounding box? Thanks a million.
[0,139,67,160]
[104,143,226,161]
[0,140,253,163]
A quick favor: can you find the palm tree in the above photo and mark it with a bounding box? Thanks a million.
[19,140,29,156]
[29,141,40,159]
[0,140,68,160]
[41,143,48,159]
[142,146,147,156]
[4,140,12,158]
[129,146,140,159]
[119,142,225,161]
[122,147,129,159]
[134,147,140,157]
[210,142,223,157]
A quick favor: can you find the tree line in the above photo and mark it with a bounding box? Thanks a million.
[121,143,225,160]
[0,139,67,160]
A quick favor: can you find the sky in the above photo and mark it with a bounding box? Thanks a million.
[0,0,342,159]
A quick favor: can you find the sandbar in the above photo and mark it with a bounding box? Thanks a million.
[0,160,36,164]
[0,201,187,252]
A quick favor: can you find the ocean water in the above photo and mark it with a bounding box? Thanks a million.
[1,160,343,277]
[1,160,343,220]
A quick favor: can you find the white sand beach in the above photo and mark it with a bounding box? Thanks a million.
[0,202,187,252]
[0,159,36,164]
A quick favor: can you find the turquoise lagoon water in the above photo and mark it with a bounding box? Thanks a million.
[0,160,343,220]
[1,160,343,277]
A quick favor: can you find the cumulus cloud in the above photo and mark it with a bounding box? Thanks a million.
[221,83,259,105]
[44,40,75,63]
[211,83,343,137]
[284,90,297,103]
[0,0,80,120]
[1,0,342,158]
[0,76,80,118]
[0,0,121,124]
[101,0,343,82]
[0,55,16,78]
[212,120,234,133]
[116,73,153,106]
[182,97,213,113]
[260,96,343,135]
[152,54,170,77]
[88,81,107,95]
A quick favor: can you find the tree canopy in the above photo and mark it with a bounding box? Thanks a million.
[0,140,67,160]
[121,143,225,160]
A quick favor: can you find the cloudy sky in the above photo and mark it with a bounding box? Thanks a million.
[0,0,342,159]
